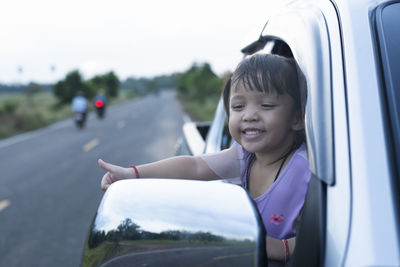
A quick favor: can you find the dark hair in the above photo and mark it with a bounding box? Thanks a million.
[222,75,232,117]
[223,54,306,118]
[222,53,307,147]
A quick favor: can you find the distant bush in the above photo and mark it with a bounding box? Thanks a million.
[53,70,93,104]
[0,100,18,115]
[121,73,178,95]
[176,62,230,121]
[19,111,47,131]
[87,71,120,98]
[53,70,121,104]
[177,63,223,103]
[0,93,71,139]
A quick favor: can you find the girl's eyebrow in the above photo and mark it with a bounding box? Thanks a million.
[230,94,245,101]
[230,92,279,100]
[262,94,279,100]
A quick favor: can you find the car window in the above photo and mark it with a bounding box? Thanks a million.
[221,121,232,150]
[375,2,400,188]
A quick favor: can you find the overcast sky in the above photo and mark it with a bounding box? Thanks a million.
[0,0,285,84]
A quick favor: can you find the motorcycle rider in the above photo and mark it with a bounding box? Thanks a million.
[72,91,88,126]
[93,89,107,118]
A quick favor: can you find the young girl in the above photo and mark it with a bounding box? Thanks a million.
[98,54,311,263]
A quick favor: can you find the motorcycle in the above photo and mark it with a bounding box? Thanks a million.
[95,99,106,119]
[74,111,86,128]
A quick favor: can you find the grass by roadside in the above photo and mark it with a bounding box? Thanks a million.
[0,90,138,140]
[178,95,219,122]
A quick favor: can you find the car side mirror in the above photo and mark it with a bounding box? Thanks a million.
[81,179,266,267]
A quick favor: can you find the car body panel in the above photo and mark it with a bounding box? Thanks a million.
[335,0,400,265]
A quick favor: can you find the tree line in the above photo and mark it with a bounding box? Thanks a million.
[2,61,227,102]
[88,218,225,249]
[53,70,119,103]
[177,62,226,103]
[1,62,228,117]
[52,62,228,108]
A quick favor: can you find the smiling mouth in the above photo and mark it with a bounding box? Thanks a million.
[242,129,265,135]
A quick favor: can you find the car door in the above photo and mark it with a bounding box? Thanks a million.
[252,0,400,266]
[242,1,349,266]
[202,1,346,264]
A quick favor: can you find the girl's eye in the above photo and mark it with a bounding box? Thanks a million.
[231,104,244,110]
[261,104,275,109]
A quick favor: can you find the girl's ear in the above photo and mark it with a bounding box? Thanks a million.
[291,111,305,131]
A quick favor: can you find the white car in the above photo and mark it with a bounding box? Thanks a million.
[81,0,400,266]
[183,0,400,266]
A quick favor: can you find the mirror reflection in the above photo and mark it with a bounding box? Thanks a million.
[81,179,264,267]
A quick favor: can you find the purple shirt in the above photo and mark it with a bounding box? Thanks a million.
[241,143,312,239]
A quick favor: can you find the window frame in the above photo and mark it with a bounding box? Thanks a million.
[373,0,400,236]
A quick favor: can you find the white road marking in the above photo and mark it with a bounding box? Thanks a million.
[212,252,252,261]
[0,199,10,212]
[117,120,126,128]
[83,138,99,152]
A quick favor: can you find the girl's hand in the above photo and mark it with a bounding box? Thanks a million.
[98,159,137,191]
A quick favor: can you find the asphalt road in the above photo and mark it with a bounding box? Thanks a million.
[0,90,187,267]
[101,246,255,267]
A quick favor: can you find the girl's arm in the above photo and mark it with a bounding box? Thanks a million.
[99,143,242,191]
[266,236,295,262]
[99,155,220,191]
[134,155,221,180]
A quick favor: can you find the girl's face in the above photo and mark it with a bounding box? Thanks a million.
[228,81,304,155]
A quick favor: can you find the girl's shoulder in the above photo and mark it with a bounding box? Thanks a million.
[294,143,308,162]
[284,143,311,182]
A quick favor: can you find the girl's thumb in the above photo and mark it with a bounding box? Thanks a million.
[98,159,119,174]
[98,159,109,170]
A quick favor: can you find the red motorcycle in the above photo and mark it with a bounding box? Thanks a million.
[95,99,105,119]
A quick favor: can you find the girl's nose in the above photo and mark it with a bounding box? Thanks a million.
[242,108,259,121]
